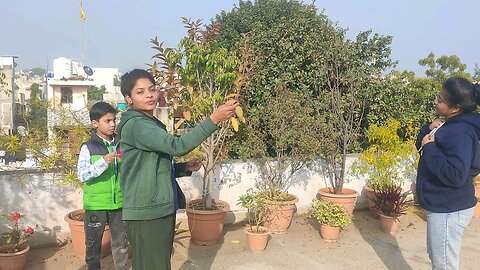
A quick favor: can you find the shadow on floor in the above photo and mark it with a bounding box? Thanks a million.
[351,209,413,270]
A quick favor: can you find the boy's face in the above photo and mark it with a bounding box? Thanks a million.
[92,112,116,139]
[125,77,159,115]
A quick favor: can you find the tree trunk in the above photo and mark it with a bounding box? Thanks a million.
[205,137,215,209]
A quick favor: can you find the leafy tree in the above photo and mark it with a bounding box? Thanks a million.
[216,0,345,160]
[365,71,437,138]
[419,52,472,83]
[87,85,106,101]
[216,0,339,109]
[0,102,90,186]
[25,83,48,132]
[319,30,396,194]
[238,80,328,198]
[473,64,480,82]
[149,18,254,209]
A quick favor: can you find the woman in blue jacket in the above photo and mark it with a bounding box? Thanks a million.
[416,77,480,270]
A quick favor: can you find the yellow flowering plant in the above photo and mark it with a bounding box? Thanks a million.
[352,119,417,191]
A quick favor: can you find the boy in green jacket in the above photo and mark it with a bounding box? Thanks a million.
[77,101,129,270]
[117,69,237,270]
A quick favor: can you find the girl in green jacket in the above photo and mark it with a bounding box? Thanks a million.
[117,69,237,270]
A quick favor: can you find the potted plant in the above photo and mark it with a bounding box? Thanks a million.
[149,18,255,245]
[63,209,111,257]
[0,212,34,270]
[307,200,351,242]
[238,82,323,233]
[237,189,270,253]
[317,31,395,215]
[351,119,417,217]
[372,186,413,234]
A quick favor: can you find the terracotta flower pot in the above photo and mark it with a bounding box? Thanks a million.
[263,193,298,234]
[0,244,29,270]
[64,209,111,257]
[244,226,269,253]
[378,213,399,234]
[186,199,230,246]
[364,186,379,218]
[319,224,340,242]
[317,188,359,216]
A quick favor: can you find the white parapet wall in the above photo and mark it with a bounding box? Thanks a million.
[0,155,416,247]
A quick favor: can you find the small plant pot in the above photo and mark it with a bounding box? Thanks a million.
[244,226,269,253]
[378,213,399,234]
[263,193,298,234]
[319,224,340,242]
[0,244,29,270]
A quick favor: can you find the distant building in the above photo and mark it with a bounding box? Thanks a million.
[52,57,122,105]
[46,78,94,138]
[0,56,21,135]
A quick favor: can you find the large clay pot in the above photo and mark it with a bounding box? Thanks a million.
[186,199,230,246]
[319,224,340,242]
[0,244,29,270]
[244,226,269,253]
[64,209,111,257]
[317,188,359,216]
[364,186,379,218]
[378,213,400,235]
[263,193,298,234]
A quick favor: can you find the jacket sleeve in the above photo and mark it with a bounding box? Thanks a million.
[174,162,193,178]
[416,123,431,151]
[421,133,474,188]
[130,117,218,156]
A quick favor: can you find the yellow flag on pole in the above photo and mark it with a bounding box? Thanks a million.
[80,0,86,21]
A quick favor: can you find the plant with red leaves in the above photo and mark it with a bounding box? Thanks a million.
[373,187,414,219]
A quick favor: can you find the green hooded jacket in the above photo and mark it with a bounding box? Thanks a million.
[117,109,218,220]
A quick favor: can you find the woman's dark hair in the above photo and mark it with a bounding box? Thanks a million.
[442,77,480,113]
[120,69,155,97]
[89,101,116,121]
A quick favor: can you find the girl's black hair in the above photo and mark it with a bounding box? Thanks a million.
[120,69,155,97]
[89,101,116,121]
[442,77,480,113]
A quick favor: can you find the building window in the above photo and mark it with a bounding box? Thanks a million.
[61,87,73,103]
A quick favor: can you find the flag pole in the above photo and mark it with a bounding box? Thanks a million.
[80,0,86,67]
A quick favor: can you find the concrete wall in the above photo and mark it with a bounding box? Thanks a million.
[0,156,415,247]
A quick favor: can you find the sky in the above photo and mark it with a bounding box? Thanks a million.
[1,0,478,76]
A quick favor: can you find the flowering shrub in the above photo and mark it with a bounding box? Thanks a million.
[1,212,34,253]
[307,200,351,228]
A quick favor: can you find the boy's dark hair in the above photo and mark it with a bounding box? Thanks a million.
[89,101,116,121]
[120,69,155,97]
[443,77,480,113]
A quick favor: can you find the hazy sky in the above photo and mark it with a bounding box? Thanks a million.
[1,0,478,76]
